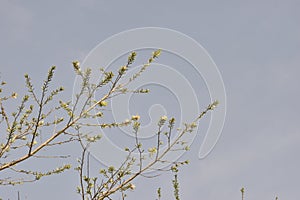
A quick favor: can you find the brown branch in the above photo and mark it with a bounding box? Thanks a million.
[96,103,215,199]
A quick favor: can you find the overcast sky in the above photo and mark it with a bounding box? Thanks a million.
[0,1,300,199]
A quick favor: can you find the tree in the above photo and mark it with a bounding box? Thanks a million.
[0,50,217,199]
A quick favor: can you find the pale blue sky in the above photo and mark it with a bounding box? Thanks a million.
[0,0,300,199]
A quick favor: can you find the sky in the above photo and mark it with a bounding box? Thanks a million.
[0,0,300,199]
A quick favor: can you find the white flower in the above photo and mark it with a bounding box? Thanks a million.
[161,115,167,121]
[129,183,136,190]
[131,115,140,121]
